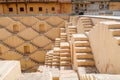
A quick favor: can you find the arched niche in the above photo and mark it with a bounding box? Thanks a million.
[24,45,30,55]
[13,24,19,33]
[39,23,46,32]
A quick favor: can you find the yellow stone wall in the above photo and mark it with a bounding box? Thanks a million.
[0,3,72,14]
[0,16,69,72]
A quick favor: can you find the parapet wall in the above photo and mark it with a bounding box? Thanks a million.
[89,22,120,74]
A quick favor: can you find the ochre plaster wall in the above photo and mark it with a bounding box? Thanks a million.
[0,3,72,14]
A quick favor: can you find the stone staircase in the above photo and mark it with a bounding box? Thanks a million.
[80,17,93,32]
[52,47,60,67]
[66,26,77,41]
[60,42,71,68]
[45,27,72,68]
[72,34,95,70]
[45,50,53,66]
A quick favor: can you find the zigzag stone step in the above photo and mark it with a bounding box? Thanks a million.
[68,29,77,32]
[52,59,60,62]
[60,28,66,33]
[51,53,60,56]
[75,47,92,53]
[84,25,93,28]
[60,53,71,57]
[107,21,120,29]
[76,53,93,59]
[52,62,60,66]
[114,37,120,45]
[83,22,93,25]
[60,42,70,49]
[74,41,90,47]
[110,29,120,36]
[61,57,71,61]
[60,61,71,66]
[72,34,88,41]
[60,49,70,53]
[77,59,95,66]
[53,47,60,53]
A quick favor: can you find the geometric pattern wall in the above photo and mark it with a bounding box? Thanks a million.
[0,16,69,72]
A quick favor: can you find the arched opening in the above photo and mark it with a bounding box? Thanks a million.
[13,24,19,33]
[39,23,45,32]
[24,45,30,55]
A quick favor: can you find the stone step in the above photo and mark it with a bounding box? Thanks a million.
[60,57,71,61]
[110,29,120,36]
[60,33,67,36]
[47,63,52,66]
[55,42,60,44]
[74,41,90,47]
[51,53,60,56]
[77,59,95,66]
[61,40,67,42]
[72,34,88,41]
[68,32,77,34]
[60,66,72,70]
[60,38,67,40]
[67,26,77,29]
[60,70,79,80]
[52,59,60,62]
[114,36,120,45]
[76,53,93,59]
[84,25,93,28]
[60,53,71,57]
[47,60,52,62]
[80,74,120,80]
[54,45,60,47]
[60,28,66,33]
[80,17,91,20]
[60,42,70,49]
[78,68,97,80]
[108,22,120,29]
[83,22,93,25]
[55,38,61,40]
[52,56,60,59]
[68,29,77,32]
[75,47,92,53]
[53,47,60,53]
[55,43,60,45]
[82,20,92,23]
[52,62,60,66]
[47,57,53,60]
[60,61,71,66]
[60,35,67,37]
[60,49,70,53]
